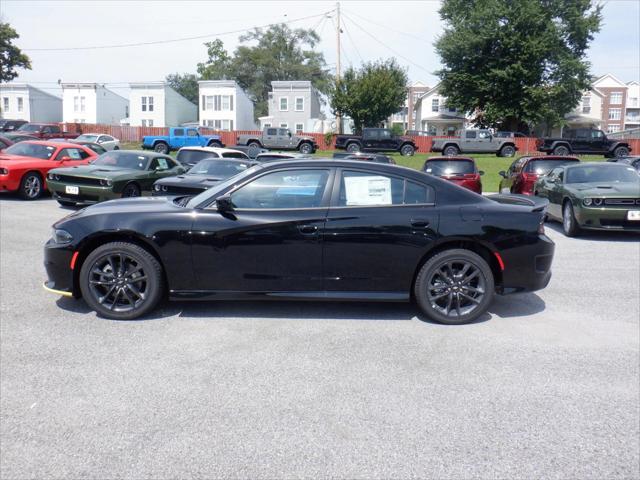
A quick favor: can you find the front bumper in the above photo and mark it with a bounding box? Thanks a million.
[498,234,555,294]
[48,180,119,205]
[576,205,640,231]
[43,238,76,296]
[0,174,21,192]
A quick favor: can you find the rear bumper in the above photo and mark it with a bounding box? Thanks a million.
[43,239,76,296]
[498,234,555,294]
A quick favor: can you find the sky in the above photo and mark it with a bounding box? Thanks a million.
[1,0,639,100]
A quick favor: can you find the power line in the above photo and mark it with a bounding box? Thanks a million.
[23,11,333,52]
[343,8,432,45]
[340,16,365,64]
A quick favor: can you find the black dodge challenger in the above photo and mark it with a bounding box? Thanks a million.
[44,159,555,324]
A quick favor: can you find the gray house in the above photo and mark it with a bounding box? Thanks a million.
[259,81,324,133]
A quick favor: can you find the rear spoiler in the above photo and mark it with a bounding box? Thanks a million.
[486,194,549,212]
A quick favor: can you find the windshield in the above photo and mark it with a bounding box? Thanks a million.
[189,159,253,178]
[17,124,41,132]
[92,151,149,170]
[424,159,475,175]
[185,164,262,209]
[524,158,579,175]
[177,150,214,166]
[76,134,99,142]
[566,165,640,184]
[3,142,57,159]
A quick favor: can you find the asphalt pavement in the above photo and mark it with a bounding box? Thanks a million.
[1,196,639,479]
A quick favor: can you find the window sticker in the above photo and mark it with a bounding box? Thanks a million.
[157,158,169,170]
[68,149,81,159]
[344,175,392,205]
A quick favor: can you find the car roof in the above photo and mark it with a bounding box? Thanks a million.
[16,140,82,148]
[256,151,309,158]
[565,161,630,169]
[256,158,431,177]
[426,156,475,162]
[178,146,244,154]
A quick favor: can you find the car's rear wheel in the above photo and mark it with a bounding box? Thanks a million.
[613,146,629,158]
[562,201,581,237]
[346,142,361,153]
[154,142,169,154]
[443,145,459,156]
[19,172,43,200]
[553,145,570,156]
[113,146,120,150]
[298,142,313,154]
[79,242,164,320]
[247,141,261,157]
[121,183,141,198]
[414,249,494,325]
[500,145,516,157]
[400,144,415,156]
[208,141,223,148]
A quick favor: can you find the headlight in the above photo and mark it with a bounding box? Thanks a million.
[154,184,161,191]
[48,173,60,181]
[0,168,8,175]
[583,198,592,206]
[593,198,603,206]
[162,185,168,192]
[99,179,112,187]
[52,228,73,244]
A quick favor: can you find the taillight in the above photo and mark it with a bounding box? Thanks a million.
[538,222,545,235]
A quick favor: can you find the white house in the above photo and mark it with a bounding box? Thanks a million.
[61,83,129,125]
[198,80,255,131]
[414,84,468,136]
[259,81,324,133]
[128,82,197,127]
[0,83,62,122]
[548,88,605,136]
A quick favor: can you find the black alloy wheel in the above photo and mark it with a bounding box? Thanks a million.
[121,183,141,198]
[400,144,415,156]
[553,145,570,156]
[346,142,361,153]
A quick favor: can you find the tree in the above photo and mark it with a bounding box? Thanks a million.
[434,0,602,132]
[196,24,331,118]
[165,73,199,105]
[330,59,408,133]
[0,22,31,83]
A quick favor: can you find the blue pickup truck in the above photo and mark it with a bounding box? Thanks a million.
[142,127,224,154]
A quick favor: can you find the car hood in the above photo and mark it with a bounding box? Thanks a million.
[566,182,640,197]
[49,164,143,179]
[56,197,182,226]
[0,154,56,168]
[155,174,223,187]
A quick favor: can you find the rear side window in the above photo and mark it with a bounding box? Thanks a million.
[177,150,216,165]
[173,128,184,136]
[266,128,277,136]
[338,170,434,206]
[405,181,432,204]
[187,130,198,137]
[465,131,477,139]
[222,151,249,159]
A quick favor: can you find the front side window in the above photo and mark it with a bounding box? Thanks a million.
[379,130,392,139]
[231,169,329,209]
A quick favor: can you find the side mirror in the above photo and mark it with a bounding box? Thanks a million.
[60,156,73,162]
[288,131,292,137]
[498,170,506,178]
[479,170,485,176]
[216,194,234,212]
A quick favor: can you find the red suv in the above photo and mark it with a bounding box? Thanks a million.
[499,155,580,195]
[422,156,483,194]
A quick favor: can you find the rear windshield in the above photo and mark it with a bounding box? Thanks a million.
[177,150,215,165]
[566,165,640,184]
[524,158,579,174]
[3,142,57,159]
[93,151,149,170]
[424,159,475,175]
[189,159,253,178]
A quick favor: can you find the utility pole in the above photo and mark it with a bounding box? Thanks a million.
[335,2,342,134]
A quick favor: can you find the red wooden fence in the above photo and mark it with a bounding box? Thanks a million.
[58,123,640,156]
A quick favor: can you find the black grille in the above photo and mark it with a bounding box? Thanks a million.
[603,198,640,206]
[57,175,102,187]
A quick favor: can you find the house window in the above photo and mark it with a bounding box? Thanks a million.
[279,97,288,111]
[204,96,214,111]
[142,96,147,112]
[2,97,8,111]
[264,123,272,128]
[610,92,622,104]
[279,122,288,128]
[629,97,639,108]
[148,119,154,127]
[295,97,304,111]
[221,95,233,111]
[582,95,591,114]
[148,96,154,112]
[431,98,439,112]
[608,108,621,120]
[295,123,304,133]
[80,96,85,112]
[607,124,620,133]
[141,119,146,127]
[17,97,23,112]
[74,96,79,112]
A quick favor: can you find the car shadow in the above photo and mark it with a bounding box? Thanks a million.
[545,220,640,242]
[0,192,52,202]
[56,293,547,324]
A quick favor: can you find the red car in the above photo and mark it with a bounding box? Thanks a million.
[15,123,78,140]
[498,155,580,195]
[422,156,483,194]
[0,141,97,199]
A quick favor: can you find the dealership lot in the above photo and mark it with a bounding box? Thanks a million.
[1,197,639,478]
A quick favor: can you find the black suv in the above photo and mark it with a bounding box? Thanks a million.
[537,128,631,158]
[0,119,28,132]
[334,128,417,156]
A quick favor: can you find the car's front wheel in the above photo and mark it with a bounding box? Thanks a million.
[400,144,415,156]
[346,142,361,153]
[298,142,313,154]
[499,145,516,157]
[443,145,459,156]
[154,142,169,154]
[121,183,141,198]
[79,242,164,320]
[414,249,495,325]
[19,172,43,200]
[613,146,629,158]
[562,201,581,237]
[553,145,570,156]
[208,141,223,148]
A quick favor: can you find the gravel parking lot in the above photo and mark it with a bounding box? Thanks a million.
[1,196,639,479]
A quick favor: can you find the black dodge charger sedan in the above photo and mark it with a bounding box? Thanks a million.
[44,159,555,324]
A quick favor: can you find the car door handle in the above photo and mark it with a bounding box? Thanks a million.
[411,219,430,228]
[298,224,319,235]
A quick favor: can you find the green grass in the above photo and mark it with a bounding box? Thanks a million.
[121,142,608,193]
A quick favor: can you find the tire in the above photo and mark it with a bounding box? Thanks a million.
[562,201,581,237]
[208,141,223,148]
[298,142,313,155]
[121,183,141,198]
[414,249,495,325]
[613,146,629,158]
[400,144,415,156]
[18,172,43,200]
[247,141,261,157]
[79,241,164,320]
[553,145,570,156]
[443,145,459,156]
[113,146,120,150]
[346,142,361,153]
[57,200,76,207]
[499,145,516,157]
[154,142,169,154]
